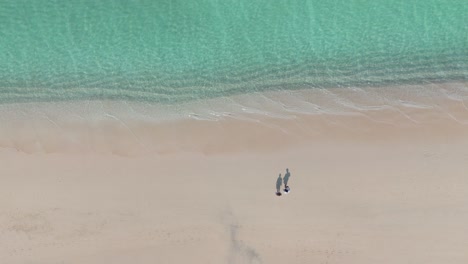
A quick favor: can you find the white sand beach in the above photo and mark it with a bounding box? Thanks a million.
[1,83,468,263]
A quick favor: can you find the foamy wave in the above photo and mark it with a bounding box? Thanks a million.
[185,82,468,122]
[0,82,467,125]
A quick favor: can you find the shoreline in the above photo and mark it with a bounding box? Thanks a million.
[0,82,467,155]
[1,108,468,155]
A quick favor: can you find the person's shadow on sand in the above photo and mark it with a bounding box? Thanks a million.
[283,168,290,188]
[276,174,283,196]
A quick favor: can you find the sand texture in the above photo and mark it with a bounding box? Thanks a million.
[1,85,468,263]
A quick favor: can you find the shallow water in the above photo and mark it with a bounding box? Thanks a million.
[0,0,467,104]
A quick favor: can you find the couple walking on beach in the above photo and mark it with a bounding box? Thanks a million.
[275,168,291,196]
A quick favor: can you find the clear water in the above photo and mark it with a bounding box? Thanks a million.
[1,0,467,104]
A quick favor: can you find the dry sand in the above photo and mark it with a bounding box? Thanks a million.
[1,85,468,263]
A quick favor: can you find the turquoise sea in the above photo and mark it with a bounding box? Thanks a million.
[0,0,467,104]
